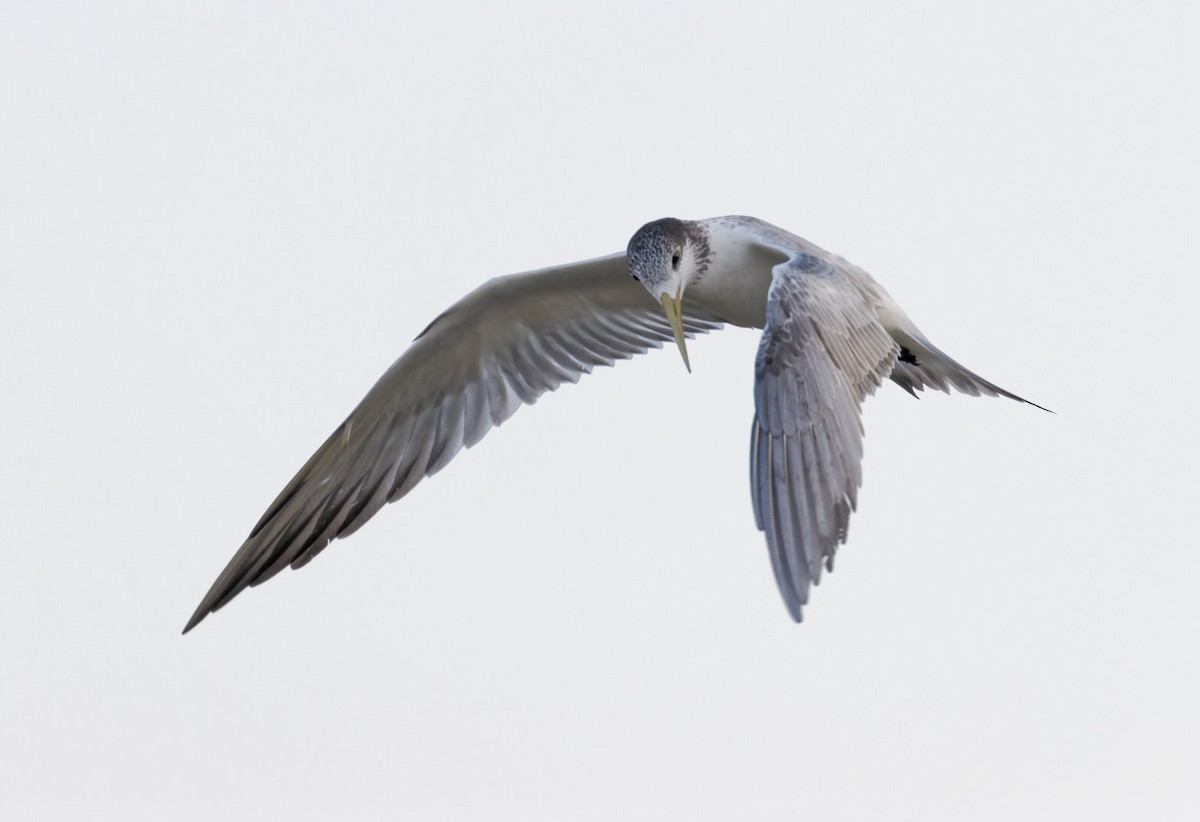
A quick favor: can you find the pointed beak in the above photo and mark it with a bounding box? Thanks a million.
[659,287,691,373]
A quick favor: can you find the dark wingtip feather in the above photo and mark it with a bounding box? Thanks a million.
[181,607,207,635]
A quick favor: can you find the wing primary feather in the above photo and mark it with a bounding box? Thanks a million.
[761,430,804,621]
[749,420,764,531]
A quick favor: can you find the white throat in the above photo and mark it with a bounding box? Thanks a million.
[686,218,788,329]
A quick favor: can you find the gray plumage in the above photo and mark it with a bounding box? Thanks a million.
[184,216,1041,633]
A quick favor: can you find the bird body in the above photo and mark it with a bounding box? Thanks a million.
[184,216,1040,633]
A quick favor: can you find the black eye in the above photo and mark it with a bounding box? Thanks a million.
[631,274,640,282]
[671,253,681,269]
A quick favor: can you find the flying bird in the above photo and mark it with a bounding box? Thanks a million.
[184,216,1043,633]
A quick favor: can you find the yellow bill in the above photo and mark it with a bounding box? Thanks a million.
[660,287,691,373]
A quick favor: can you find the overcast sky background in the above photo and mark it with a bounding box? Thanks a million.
[3,2,1198,819]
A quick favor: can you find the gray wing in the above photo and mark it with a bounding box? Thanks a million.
[730,215,1045,410]
[750,252,900,622]
[184,253,722,633]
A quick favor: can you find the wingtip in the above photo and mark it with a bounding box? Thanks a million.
[786,598,805,623]
[1010,392,1053,414]
[181,607,208,635]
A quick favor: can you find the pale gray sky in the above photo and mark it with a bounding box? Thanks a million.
[2,1,1197,819]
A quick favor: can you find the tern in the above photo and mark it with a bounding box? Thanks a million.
[184,216,1043,633]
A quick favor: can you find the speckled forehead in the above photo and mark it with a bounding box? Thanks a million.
[627,218,688,262]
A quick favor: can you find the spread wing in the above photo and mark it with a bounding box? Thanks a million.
[750,252,900,621]
[184,253,722,632]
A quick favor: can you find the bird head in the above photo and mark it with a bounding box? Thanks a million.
[626,218,707,372]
